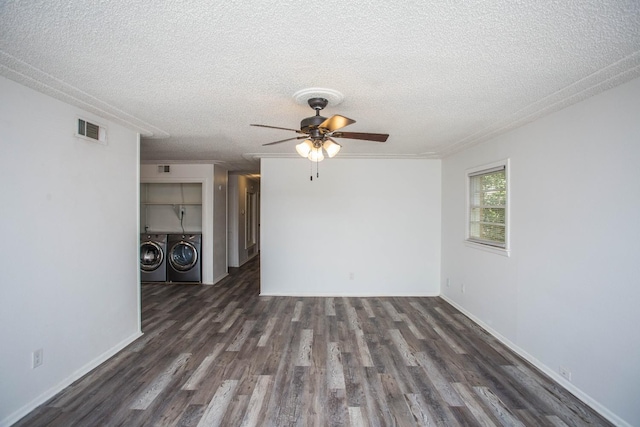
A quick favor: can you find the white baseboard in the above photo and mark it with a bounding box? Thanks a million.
[240,252,259,266]
[206,273,229,285]
[439,295,630,427]
[1,330,143,427]
[228,252,259,269]
[259,292,440,297]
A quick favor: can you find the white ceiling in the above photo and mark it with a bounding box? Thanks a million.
[2,1,640,172]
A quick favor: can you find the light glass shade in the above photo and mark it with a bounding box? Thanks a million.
[308,148,324,162]
[323,139,341,158]
[295,140,313,157]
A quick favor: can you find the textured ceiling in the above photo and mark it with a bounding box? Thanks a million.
[2,0,640,172]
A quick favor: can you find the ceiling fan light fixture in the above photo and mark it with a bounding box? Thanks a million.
[296,139,313,157]
[323,139,341,158]
[308,147,324,162]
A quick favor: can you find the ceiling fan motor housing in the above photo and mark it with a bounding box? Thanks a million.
[300,97,329,135]
[300,115,327,134]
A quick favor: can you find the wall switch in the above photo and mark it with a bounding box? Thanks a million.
[349,272,355,280]
[446,278,450,288]
[32,349,43,369]
[461,283,466,294]
[559,366,571,381]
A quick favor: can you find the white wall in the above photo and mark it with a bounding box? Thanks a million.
[261,158,441,296]
[140,163,227,284]
[0,76,141,425]
[141,182,203,233]
[441,76,640,426]
[213,165,229,283]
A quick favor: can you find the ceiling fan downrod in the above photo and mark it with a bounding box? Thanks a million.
[300,98,329,133]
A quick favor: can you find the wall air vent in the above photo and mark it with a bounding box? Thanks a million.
[158,165,171,174]
[77,118,107,143]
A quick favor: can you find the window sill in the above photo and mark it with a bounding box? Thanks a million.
[465,240,511,257]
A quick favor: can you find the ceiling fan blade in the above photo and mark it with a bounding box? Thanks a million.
[318,115,356,133]
[251,124,303,133]
[262,136,307,146]
[331,131,389,142]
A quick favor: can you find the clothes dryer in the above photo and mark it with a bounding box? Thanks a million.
[140,234,167,282]
[167,234,201,282]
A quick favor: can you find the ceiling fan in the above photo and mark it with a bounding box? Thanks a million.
[251,97,389,162]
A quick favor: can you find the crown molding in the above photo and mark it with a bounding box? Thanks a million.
[0,50,169,138]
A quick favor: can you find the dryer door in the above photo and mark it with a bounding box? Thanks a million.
[140,241,164,271]
[169,241,198,271]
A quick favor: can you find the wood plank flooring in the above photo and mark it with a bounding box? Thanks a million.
[15,257,612,426]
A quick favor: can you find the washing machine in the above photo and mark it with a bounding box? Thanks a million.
[140,234,167,282]
[167,234,201,282]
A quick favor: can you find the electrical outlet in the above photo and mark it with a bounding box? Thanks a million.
[32,349,43,369]
[349,272,355,280]
[559,366,571,381]
[179,206,186,219]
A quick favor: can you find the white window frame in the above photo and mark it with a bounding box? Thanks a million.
[465,159,510,257]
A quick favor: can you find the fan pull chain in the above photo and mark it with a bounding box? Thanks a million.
[310,159,313,181]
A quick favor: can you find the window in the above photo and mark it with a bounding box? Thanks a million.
[467,160,509,253]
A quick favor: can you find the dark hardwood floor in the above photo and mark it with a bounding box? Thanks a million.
[16,257,612,426]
